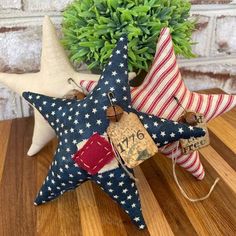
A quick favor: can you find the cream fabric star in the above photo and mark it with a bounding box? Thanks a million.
[0,16,135,156]
[0,16,98,156]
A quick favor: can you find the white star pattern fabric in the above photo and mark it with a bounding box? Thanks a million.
[79,27,236,180]
[22,36,205,229]
[23,36,146,229]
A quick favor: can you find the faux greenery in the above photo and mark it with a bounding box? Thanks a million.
[62,0,195,73]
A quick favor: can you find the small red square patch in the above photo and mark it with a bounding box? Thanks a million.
[73,133,115,175]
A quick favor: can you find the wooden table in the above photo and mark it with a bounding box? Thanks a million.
[0,89,236,236]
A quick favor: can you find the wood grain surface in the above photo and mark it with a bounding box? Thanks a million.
[0,89,236,236]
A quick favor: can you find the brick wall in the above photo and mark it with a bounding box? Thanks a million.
[0,0,236,120]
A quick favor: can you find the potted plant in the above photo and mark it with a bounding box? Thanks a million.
[62,0,195,83]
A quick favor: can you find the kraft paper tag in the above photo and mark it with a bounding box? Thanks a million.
[180,113,210,155]
[107,112,158,168]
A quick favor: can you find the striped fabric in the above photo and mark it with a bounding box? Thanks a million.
[79,28,236,180]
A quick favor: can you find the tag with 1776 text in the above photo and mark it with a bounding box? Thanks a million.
[107,112,158,168]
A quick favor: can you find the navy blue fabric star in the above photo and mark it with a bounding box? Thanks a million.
[22,36,205,229]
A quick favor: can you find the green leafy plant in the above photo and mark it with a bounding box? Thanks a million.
[62,0,195,73]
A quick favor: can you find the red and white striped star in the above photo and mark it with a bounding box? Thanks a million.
[79,28,236,180]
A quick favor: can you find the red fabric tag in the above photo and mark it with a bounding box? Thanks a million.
[73,133,115,175]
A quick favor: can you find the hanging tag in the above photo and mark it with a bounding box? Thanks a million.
[180,113,210,154]
[107,112,158,168]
